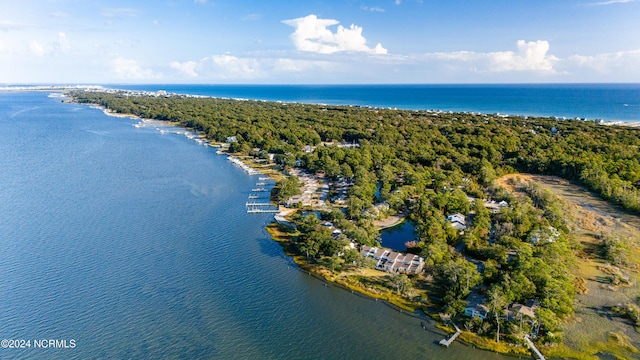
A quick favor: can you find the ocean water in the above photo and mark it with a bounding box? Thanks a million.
[117,83,640,123]
[0,92,514,359]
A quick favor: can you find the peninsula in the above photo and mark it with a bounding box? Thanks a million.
[71,89,640,359]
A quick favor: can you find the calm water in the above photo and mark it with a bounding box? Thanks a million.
[0,92,515,359]
[380,221,417,252]
[117,83,640,122]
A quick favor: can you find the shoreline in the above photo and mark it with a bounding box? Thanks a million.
[64,89,639,359]
[265,223,532,358]
[5,85,638,127]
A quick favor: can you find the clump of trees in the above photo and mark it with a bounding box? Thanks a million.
[599,233,631,267]
[610,299,640,327]
[271,177,301,204]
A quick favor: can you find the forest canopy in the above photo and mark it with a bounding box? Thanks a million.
[72,90,640,215]
[73,90,640,342]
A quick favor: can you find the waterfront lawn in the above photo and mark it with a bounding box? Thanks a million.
[266,223,426,313]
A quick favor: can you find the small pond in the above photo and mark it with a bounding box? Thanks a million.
[379,221,417,251]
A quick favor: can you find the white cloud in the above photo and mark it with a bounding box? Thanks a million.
[170,60,198,77]
[273,58,334,73]
[167,53,335,81]
[112,57,160,80]
[565,48,640,75]
[590,0,637,5]
[362,6,385,12]
[56,32,70,53]
[209,54,262,79]
[487,40,558,72]
[162,40,562,83]
[26,32,71,57]
[30,41,46,57]
[169,55,263,80]
[282,14,387,55]
[427,40,558,74]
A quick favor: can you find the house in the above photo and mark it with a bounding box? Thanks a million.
[509,303,536,319]
[529,226,560,245]
[359,246,425,275]
[360,245,375,258]
[464,304,489,320]
[484,200,509,213]
[446,213,466,231]
[382,251,403,272]
[398,253,424,274]
[464,292,489,320]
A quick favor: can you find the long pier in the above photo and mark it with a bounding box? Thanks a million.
[246,202,274,206]
[439,324,461,347]
[524,334,546,360]
[247,208,279,213]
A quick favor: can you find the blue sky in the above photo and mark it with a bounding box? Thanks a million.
[1,0,639,84]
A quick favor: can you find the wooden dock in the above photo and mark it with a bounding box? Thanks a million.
[247,208,279,213]
[524,334,545,360]
[439,324,461,347]
[246,180,277,214]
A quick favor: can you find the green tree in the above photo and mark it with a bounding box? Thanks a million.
[391,273,411,295]
[271,176,302,203]
[487,287,508,343]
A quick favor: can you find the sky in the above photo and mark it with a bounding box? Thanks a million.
[1,0,639,84]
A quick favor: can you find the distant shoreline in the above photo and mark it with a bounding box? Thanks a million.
[2,84,640,125]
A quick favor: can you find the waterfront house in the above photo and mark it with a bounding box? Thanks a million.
[382,251,403,272]
[359,246,424,275]
[464,305,489,320]
[464,292,489,320]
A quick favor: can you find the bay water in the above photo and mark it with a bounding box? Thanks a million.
[0,92,514,359]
